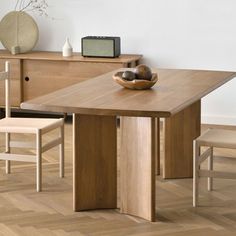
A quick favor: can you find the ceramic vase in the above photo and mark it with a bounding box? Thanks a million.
[62,37,73,57]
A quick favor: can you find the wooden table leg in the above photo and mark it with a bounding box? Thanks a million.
[120,117,159,222]
[163,100,201,179]
[73,114,117,211]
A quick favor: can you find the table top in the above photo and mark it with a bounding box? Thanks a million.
[21,68,236,117]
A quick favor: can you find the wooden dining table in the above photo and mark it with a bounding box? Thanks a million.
[21,68,236,222]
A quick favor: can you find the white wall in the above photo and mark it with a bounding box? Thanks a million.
[1,0,236,125]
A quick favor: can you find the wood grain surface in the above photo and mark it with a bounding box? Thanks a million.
[21,68,236,117]
[0,50,141,107]
[120,117,158,221]
[164,101,201,178]
[73,114,117,211]
[22,59,123,101]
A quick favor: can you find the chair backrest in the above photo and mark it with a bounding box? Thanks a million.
[0,61,10,118]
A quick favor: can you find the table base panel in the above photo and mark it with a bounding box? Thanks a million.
[73,114,117,211]
[164,100,201,178]
[120,117,159,222]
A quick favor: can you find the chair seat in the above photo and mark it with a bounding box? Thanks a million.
[196,128,236,149]
[0,117,63,134]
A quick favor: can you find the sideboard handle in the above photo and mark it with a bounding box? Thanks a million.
[25,77,30,82]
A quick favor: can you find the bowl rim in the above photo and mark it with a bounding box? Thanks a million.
[112,72,158,90]
[113,71,158,84]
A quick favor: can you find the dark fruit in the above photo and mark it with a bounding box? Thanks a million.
[122,71,136,81]
[134,64,152,80]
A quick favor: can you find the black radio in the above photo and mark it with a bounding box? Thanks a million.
[81,36,121,58]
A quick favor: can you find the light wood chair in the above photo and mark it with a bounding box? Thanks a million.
[0,61,64,192]
[193,128,236,207]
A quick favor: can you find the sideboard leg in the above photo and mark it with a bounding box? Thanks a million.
[120,117,158,222]
[63,113,67,120]
[73,114,117,211]
[0,108,4,119]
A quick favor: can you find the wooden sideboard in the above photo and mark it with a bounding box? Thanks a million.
[0,50,141,107]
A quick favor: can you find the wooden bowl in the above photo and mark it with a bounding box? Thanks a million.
[113,72,158,90]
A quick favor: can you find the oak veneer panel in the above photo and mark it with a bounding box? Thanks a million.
[120,117,158,221]
[0,59,21,107]
[73,114,117,211]
[21,69,236,117]
[23,60,123,101]
[164,100,201,178]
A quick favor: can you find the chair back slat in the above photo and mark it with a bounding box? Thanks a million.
[0,61,10,118]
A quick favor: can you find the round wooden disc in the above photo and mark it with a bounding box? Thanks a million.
[0,11,39,53]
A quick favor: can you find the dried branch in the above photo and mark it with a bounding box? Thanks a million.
[14,0,20,10]
[15,0,49,17]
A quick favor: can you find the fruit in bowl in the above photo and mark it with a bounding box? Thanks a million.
[134,64,152,80]
[122,71,136,81]
[121,64,153,82]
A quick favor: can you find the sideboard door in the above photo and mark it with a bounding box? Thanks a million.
[22,60,123,101]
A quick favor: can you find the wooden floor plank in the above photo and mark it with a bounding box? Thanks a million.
[0,120,236,235]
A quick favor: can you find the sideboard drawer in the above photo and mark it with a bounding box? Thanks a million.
[0,59,21,107]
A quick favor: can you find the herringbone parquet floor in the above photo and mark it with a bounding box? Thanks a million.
[0,118,236,236]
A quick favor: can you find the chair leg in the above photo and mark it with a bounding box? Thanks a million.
[36,130,42,192]
[6,161,10,174]
[5,133,10,174]
[59,124,64,178]
[208,147,213,191]
[193,140,200,207]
